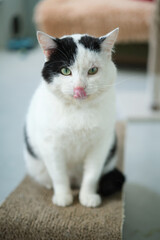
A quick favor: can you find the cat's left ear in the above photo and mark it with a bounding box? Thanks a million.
[100,28,119,54]
[37,31,57,61]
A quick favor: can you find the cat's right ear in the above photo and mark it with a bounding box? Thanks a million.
[37,31,57,61]
[99,28,119,54]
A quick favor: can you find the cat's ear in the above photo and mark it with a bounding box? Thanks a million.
[100,28,119,54]
[37,31,57,60]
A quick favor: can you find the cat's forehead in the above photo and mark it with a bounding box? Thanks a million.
[60,34,102,53]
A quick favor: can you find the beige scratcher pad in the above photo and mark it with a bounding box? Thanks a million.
[0,122,125,240]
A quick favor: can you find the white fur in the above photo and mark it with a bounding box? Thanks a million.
[25,29,118,207]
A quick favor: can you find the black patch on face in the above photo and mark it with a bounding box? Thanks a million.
[98,168,126,197]
[79,35,102,52]
[24,125,38,159]
[42,37,77,83]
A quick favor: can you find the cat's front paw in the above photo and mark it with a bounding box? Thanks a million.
[79,192,102,207]
[52,193,73,207]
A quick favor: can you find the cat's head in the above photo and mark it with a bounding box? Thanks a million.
[37,28,119,102]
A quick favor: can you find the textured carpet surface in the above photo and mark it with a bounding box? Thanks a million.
[0,122,125,240]
[34,0,154,43]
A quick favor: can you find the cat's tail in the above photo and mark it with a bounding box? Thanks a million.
[98,168,126,197]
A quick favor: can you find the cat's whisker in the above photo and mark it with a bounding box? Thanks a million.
[87,79,128,91]
[62,90,73,95]
[100,79,128,87]
[63,90,73,94]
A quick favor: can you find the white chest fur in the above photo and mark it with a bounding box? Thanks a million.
[27,82,116,162]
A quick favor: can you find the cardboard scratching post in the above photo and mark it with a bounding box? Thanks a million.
[0,122,125,240]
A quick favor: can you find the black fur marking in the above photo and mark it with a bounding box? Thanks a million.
[98,168,126,197]
[24,126,37,159]
[104,135,117,166]
[79,36,102,52]
[42,37,77,83]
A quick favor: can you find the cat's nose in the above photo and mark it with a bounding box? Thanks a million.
[73,87,87,99]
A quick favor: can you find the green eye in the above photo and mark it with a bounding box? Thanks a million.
[88,67,98,75]
[60,67,71,76]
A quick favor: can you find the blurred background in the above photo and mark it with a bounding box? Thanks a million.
[0,0,160,239]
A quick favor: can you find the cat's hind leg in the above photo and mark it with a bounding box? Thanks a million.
[24,149,52,189]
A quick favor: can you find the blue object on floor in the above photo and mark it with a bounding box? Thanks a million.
[7,38,35,50]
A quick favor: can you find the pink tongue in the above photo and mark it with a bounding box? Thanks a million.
[73,87,87,99]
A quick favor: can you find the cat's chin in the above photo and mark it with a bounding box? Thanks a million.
[73,95,87,100]
[62,94,103,105]
[64,95,88,103]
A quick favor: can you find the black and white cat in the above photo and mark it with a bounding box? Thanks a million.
[24,28,125,207]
